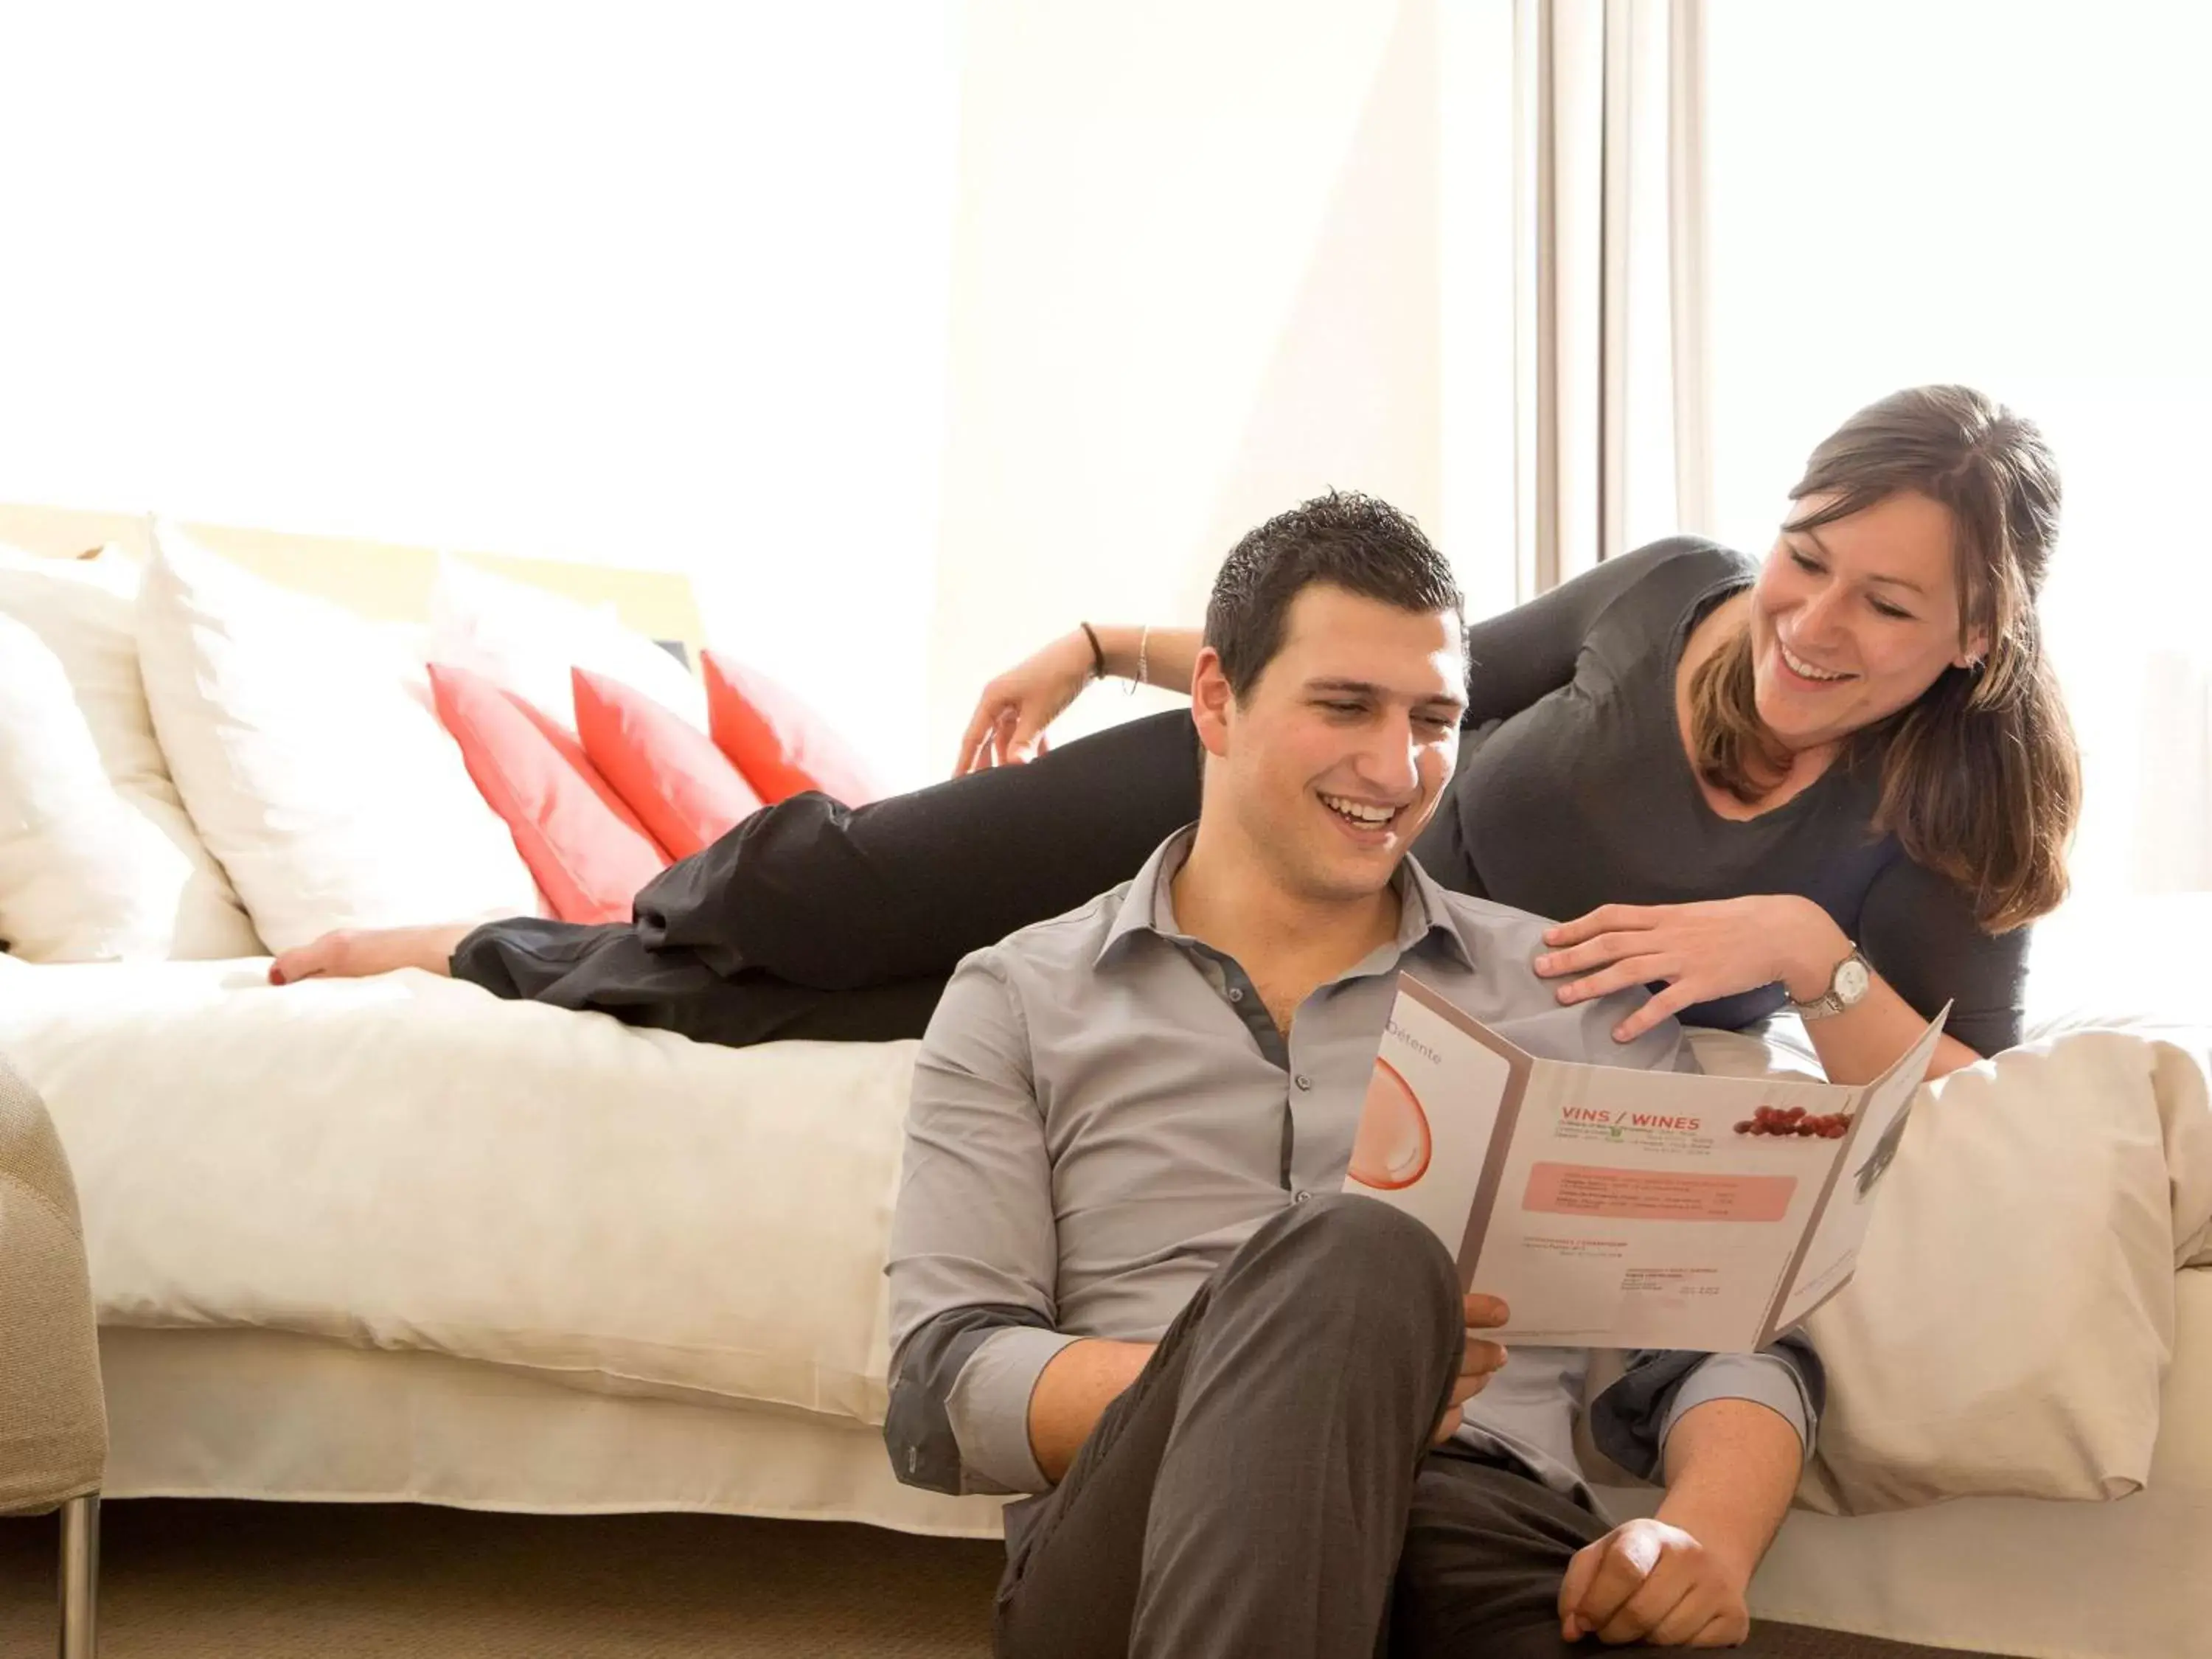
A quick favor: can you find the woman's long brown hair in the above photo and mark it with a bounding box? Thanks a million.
[1688,385,2081,933]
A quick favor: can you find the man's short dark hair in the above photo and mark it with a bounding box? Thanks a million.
[1204,491,1464,699]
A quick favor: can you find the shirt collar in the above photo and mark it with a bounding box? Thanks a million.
[1096,824,1480,973]
[1394,852,1481,971]
[1093,827,1198,964]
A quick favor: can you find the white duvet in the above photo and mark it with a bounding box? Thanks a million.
[1,946,2207,1514]
[0,957,914,1427]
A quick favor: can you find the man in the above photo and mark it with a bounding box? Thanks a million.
[885,493,1819,1658]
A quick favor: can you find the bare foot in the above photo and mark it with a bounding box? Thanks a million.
[269,924,476,986]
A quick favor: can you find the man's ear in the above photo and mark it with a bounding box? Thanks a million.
[1189,647,1236,759]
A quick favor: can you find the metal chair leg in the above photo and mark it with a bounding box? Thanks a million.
[58,1492,98,1659]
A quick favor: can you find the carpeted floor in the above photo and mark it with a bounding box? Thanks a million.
[0,1500,2013,1658]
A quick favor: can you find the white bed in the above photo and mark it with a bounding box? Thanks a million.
[3,502,2208,1659]
[94,1326,994,1537]
[86,1276,2212,1659]
[7,896,2199,1659]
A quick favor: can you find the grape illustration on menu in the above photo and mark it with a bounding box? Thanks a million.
[1343,976,1950,1353]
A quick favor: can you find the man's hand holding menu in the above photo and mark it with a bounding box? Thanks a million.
[1432,1293,1513,1444]
[1346,976,1949,1353]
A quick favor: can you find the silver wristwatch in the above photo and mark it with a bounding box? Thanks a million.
[1788,946,1873,1020]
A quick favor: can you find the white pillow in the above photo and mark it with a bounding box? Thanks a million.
[134,522,540,953]
[428,553,706,731]
[1690,1024,2201,1513]
[0,545,262,959]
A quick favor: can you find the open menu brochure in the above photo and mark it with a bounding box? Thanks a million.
[1343,976,1950,1352]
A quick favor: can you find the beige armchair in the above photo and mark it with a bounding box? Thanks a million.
[0,1049,105,1658]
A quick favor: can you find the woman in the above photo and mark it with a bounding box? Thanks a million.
[276,385,2078,1083]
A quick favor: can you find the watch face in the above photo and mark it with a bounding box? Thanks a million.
[1835,958,1872,1003]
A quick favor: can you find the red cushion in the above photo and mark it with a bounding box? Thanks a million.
[571,668,764,860]
[701,650,880,807]
[428,663,672,925]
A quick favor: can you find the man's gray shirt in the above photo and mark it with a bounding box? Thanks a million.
[885,828,1820,1506]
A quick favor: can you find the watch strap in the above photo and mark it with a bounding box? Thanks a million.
[1788,945,1871,1021]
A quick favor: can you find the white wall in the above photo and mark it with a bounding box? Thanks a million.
[1,1,1475,790]
[1438,0,1520,627]
[928,0,1448,765]
[0,1,959,786]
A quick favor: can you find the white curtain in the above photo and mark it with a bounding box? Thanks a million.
[1700,0,2212,897]
[1494,0,2211,892]
[1512,0,1711,599]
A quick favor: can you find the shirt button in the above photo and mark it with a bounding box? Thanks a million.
[1227,987,1244,1003]
[1294,1074,1312,1091]
[1293,1190,1312,1204]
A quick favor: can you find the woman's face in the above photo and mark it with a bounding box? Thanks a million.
[1747,489,1987,751]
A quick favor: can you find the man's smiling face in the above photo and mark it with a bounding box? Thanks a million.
[1204,582,1467,905]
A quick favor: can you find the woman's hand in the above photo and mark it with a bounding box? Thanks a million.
[953,630,1097,776]
[1532,896,1852,1043]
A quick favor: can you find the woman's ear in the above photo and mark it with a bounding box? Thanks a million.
[1954,625,1992,671]
[1189,647,1236,759]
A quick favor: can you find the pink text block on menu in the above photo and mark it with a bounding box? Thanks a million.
[1522,1163,1798,1223]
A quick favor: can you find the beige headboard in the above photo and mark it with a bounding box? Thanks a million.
[0,502,706,658]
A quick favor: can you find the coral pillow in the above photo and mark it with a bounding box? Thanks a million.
[701,650,881,807]
[571,668,765,860]
[428,664,672,925]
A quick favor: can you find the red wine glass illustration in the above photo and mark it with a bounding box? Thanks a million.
[1350,1057,1433,1189]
